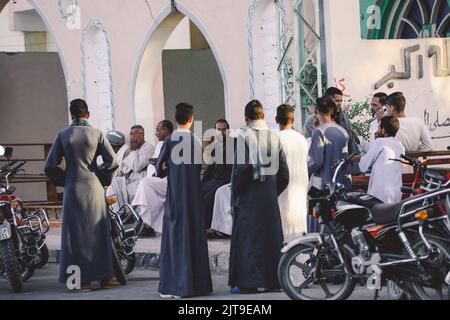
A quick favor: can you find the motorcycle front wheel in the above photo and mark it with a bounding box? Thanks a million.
[278,239,356,300]
[407,233,450,300]
[0,240,24,293]
[33,244,49,269]
[120,253,136,275]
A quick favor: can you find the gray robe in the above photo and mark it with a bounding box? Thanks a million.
[155,131,212,297]
[229,121,289,289]
[45,125,118,283]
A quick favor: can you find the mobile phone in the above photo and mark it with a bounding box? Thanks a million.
[382,105,388,113]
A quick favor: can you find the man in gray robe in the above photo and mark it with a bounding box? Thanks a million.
[229,100,289,293]
[45,99,119,291]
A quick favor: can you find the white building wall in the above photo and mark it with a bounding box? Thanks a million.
[0,2,25,52]
[323,0,450,151]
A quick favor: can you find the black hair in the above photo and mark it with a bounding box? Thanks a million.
[131,125,145,134]
[160,120,174,133]
[215,119,230,129]
[276,104,295,126]
[245,100,265,121]
[373,92,388,105]
[387,92,406,113]
[325,87,343,98]
[69,99,89,119]
[315,96,335,115]
[175,103,194,125]
[380,115,400,137]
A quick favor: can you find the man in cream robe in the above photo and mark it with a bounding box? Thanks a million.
[106,125,154,208]
[276,105,309,238]
[132,120,174,234]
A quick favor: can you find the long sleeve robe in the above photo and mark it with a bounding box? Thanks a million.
[44,125,118,284]
[155,130,212,297]
[228,121,289,290]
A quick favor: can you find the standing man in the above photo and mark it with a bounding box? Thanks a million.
[155,103,212,298]
[45,99,120,291]
[386,92,433,152]
[202,119,233,236]
[359,116,405,204]
[229,100,289,293]
[325,87,360,158]
[360,92,388,153]
[132,120,174,237]
[308,97,350,232]
[276,104,309,238]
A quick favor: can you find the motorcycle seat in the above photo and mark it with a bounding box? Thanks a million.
[370,193,425,225]
[370,202,403,225]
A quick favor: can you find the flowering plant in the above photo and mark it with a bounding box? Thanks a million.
[343,98,374,141]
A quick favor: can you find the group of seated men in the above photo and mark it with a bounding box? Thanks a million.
[106,119,235,239]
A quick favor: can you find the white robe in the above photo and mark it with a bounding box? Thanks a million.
[132,176,167,234]
[147,141,164,177]
[359,137,405,204]
[106,142,155,208]
[211,184,232,235]
[278,129,309,237]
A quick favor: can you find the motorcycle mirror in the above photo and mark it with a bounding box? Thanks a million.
[0,146,4,157]
[3,147,13,160]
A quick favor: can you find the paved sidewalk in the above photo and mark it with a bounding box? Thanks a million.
[46,228,232,272]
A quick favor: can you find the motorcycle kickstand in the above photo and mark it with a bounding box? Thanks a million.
[373,289,379,300]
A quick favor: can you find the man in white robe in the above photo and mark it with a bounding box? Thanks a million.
[359,116,405,204]
[210,183,232,236]
[106,130,130,175]
[106,125,154,209]
[276,105,309,238]
[132,120,174,235]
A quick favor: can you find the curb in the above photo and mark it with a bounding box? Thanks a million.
[48,249,230,273]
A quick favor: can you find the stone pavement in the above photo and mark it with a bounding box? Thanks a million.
[46,227,232,272]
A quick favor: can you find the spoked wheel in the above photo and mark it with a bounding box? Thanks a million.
[278,239,356,300]
[387,280,409,300]
[408,235,450,300]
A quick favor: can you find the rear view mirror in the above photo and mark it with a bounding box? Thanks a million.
[3,147,13,160]
[0,146,4,157]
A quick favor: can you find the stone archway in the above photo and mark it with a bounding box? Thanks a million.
[132,3,229,142]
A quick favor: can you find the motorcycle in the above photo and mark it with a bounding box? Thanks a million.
[0,146,50,293]
[106,196,142,275]
[278,154,450,300]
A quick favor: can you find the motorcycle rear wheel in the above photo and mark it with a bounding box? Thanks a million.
[0,240,24,293]
[278,239,356,300]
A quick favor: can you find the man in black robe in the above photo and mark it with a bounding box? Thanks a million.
[229,100,289,293]
[155,102,212,298]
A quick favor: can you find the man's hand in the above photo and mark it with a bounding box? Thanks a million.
[149,158,157,165]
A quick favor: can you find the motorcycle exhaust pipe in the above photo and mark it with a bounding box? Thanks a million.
[27,246,39,258]
[379,254,430,268]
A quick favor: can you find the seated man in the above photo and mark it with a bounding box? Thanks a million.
[106,130,130,175]
[210,183,232,238]
[202,119,233,237]
[107,125,154,209]
[132,120,174,237]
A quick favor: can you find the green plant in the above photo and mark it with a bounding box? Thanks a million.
[343,98,373,141]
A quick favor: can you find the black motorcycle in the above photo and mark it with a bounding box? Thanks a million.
[107,196,141,275]
[278,155,450,300]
